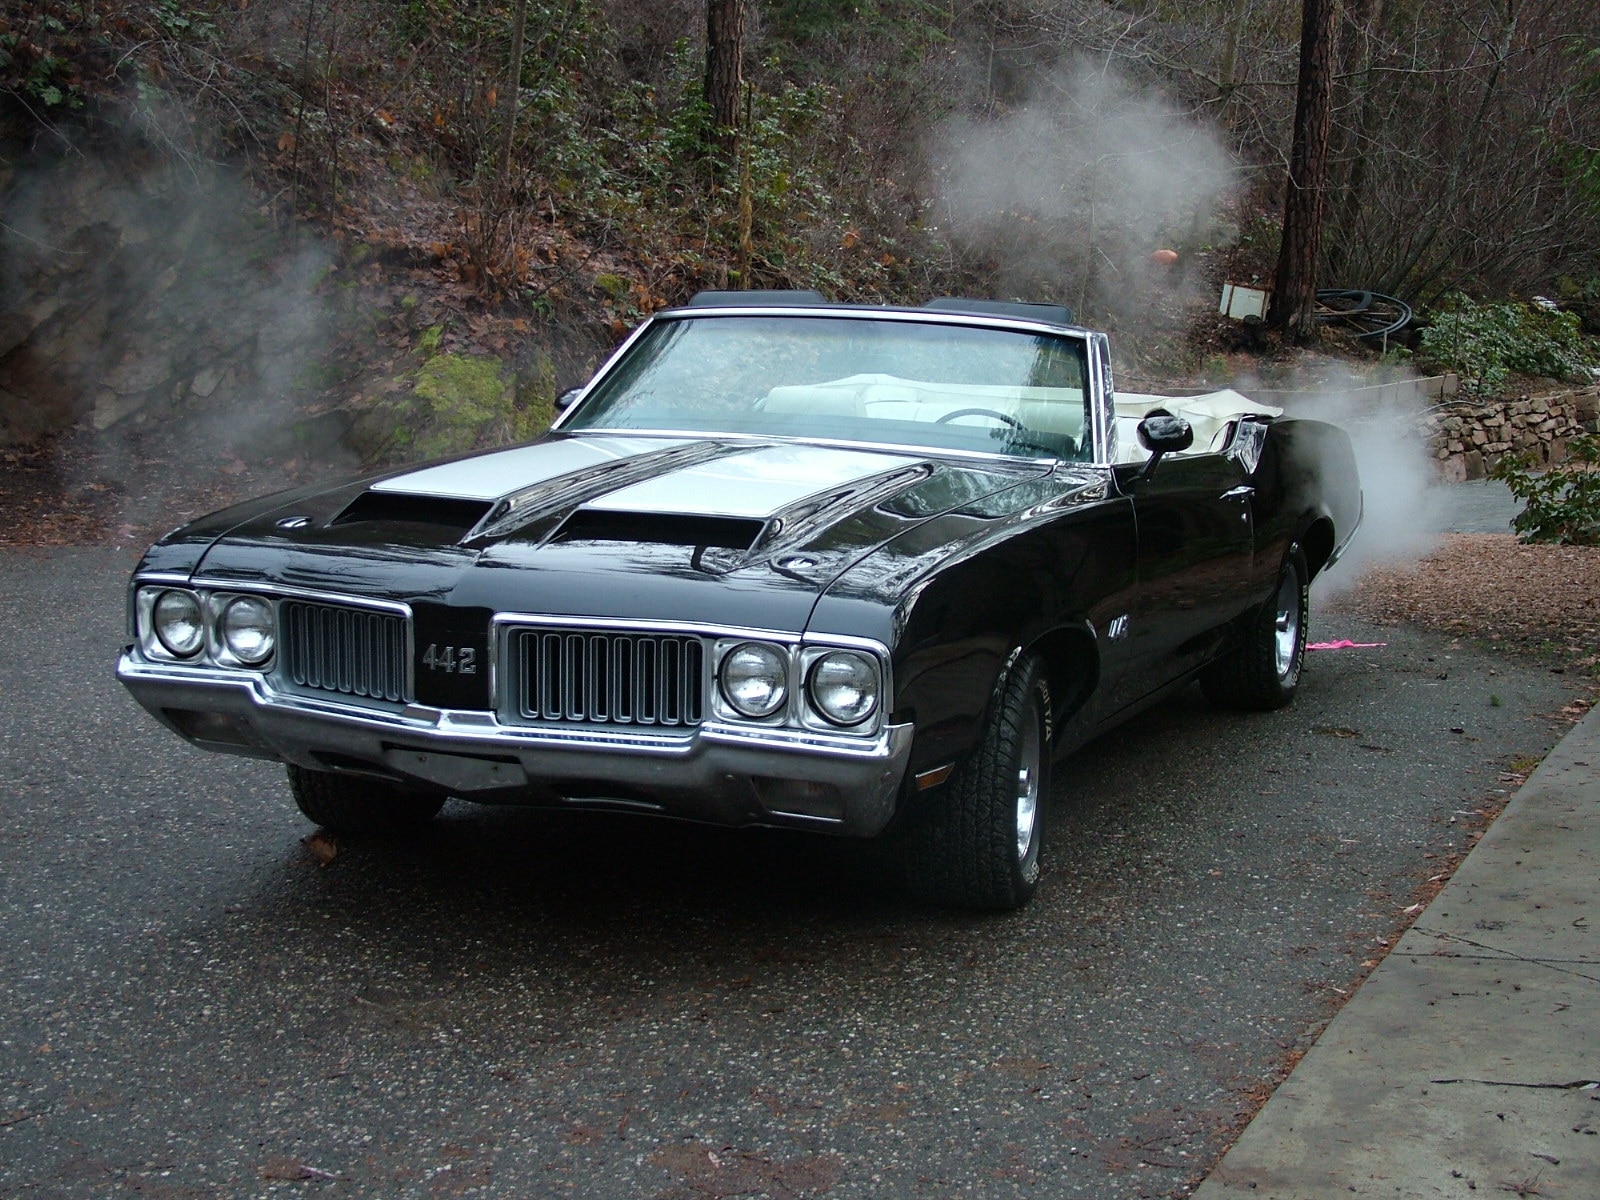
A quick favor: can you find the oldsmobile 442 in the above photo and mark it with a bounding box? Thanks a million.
[117,292,1361,909]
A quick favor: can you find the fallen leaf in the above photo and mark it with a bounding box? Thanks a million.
[258,1157,338,1181]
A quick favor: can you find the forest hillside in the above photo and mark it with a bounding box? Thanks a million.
[2,0,1598,535]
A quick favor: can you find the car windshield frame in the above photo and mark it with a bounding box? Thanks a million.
[556,309,1097,464]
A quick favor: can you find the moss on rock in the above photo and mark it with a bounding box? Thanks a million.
[405,352,554,460]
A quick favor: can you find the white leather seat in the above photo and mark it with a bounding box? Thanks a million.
[1113,389,1281,463]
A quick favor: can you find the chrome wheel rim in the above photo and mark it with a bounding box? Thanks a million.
[1273,570,1301,678]
[1015,708,1042,863]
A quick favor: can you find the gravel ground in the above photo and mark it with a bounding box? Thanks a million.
[1327,533,1600,679]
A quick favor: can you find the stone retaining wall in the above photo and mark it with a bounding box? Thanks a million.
[1421,386,1600,482]
[1238,375,1600,481]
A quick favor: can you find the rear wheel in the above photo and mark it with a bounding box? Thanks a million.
[286,765,445,835]
[1201,546,1308,710]
[902,653,1051,911]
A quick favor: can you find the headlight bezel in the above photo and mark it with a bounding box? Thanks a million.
[216,593,277,667]
[709,635,888,734]
[803,648,881,728]
[135,585,277,670]
[150,588,206,659]
[715,640,791,721]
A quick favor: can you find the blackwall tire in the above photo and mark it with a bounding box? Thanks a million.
[901,653,1051,911]
[1201,545,1309,711]
[286,765,444,835]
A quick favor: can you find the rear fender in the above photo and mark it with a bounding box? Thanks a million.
[1257,418,1362,582]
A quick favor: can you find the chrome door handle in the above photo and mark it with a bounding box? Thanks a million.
[1220,485,1255,501]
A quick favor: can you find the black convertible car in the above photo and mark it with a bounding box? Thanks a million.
[117,292,1361,909]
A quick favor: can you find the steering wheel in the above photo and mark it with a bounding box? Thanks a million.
[933,407,1070,458]
[934,407,1027,430]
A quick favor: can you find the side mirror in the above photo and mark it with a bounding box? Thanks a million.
[553,387,584,415]
[1135,413,1193,483]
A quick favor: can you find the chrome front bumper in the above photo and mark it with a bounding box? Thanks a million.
[117,653,913,837]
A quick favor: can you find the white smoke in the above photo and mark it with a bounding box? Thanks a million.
[0,139,349,532]
[1266,372,1444,601]
[927,61,1236,331]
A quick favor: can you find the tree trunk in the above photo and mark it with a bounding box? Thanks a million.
[1215,0,1252,130]
[1324,0,1385,281]
[498,0,530,182]
[703,0,746,161]
[1268,0,1338,342]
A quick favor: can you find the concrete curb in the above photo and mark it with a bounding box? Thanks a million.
[1193,702,1600,1199]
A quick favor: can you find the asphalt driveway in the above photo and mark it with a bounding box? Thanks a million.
[0,547,1576,1198]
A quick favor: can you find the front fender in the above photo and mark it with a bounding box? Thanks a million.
[813,489,1137,779]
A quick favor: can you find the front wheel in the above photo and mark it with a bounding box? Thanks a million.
[286,765,445,835]
[1201,545,1308,710]
[901,653,1052,911]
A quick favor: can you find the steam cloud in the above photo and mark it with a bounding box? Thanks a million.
[924,61,1447,593]
[1272,374,1446,603]
[0,127,347,531]
[928,62,1236,331]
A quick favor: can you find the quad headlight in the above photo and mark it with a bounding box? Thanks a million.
[713,639,886,731]
[805,650,880,726]
[140,587,276,668]
[718,641,789,719]
[219,595,276,665]
[152,589,205,658]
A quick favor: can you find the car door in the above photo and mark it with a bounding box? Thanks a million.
[1118,448,1256,696]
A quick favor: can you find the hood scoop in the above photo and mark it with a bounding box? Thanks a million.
[552,509,764,551]
[473,441,741,541]
[331,491,494,538]
[746,461,933,558]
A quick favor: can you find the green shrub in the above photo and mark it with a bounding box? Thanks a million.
[1554,274,1600,335]
[0,3,93,111]
[1418,295,1599,394]
[1488,434,1600,545]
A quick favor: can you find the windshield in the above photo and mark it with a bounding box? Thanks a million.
[563,314,1092,461]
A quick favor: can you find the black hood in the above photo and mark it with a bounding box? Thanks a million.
[160,434,1054,631]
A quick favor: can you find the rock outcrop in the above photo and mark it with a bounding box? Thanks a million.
[0,141,330,450]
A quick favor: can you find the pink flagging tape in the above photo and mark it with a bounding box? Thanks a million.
[1307,639,1388,650]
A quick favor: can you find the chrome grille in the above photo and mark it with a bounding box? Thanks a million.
[509,628,705,726]
[279,600,411,704]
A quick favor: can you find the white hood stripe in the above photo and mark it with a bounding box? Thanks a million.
[370,436,693,502]
[584,444,921,520]
[371,437,922,522]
